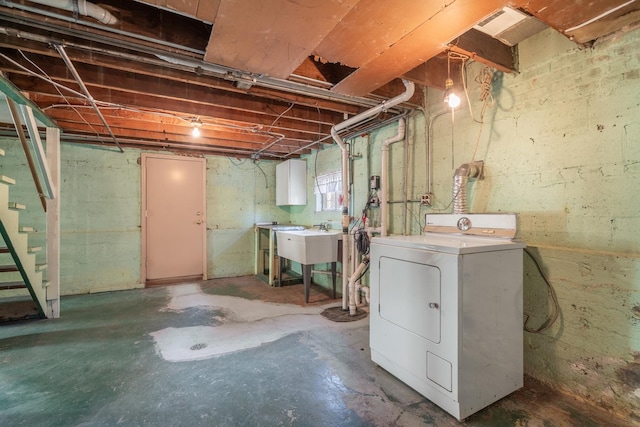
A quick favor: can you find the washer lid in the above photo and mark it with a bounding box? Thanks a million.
[371,233,525,254]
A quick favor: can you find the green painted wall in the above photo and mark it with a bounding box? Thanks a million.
[432,28,639,419]
[293,27,640,419]
[0,141,284,294]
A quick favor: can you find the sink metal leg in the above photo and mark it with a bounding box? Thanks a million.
[331,262,336,299]
[303,264,312,303]
[278,256,285,287]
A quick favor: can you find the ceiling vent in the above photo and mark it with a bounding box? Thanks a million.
[474,7,547,46]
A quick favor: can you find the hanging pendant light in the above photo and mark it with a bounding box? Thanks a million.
[443,53,460,109]
[190,118,202,137]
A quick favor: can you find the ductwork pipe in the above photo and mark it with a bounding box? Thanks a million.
[28,0,118,25]
[380,118,405,236]
[453,164,469,214]
[453,162,483,214]
[331,80,414,312]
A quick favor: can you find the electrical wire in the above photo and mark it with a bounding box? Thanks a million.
[463,62,495,164]
[523,247,561,334]
[352,262,370,283]
[353,227,370,255]
[265,103,294,132]
[227,156,268,188]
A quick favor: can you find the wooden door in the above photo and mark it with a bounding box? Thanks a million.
[142,154,206,283]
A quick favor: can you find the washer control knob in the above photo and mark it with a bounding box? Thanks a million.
[428,302,439,309]
[457,217,471,231]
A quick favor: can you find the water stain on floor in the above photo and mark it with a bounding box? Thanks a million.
[150,283,367,362]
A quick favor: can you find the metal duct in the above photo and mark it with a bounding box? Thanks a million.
[452,161,484,214]
[453,167,469,214]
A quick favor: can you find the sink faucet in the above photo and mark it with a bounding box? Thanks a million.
[314,222,328,231]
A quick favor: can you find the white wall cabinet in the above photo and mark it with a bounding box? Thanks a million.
[276,159,306,206]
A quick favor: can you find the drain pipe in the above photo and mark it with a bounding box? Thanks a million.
[380,118,405,236]
[347,257,369,315]
[347,117,405,314]
[355,282,370,306]
[331,80,415,311]
[26,0,119,25]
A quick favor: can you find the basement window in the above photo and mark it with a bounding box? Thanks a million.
[314,171,342,212]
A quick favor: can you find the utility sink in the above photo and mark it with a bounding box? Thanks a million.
[276,229,341,265]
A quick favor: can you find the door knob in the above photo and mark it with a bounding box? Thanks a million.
[196,220,203,224]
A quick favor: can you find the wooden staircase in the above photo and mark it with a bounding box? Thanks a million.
[0,154,48,318]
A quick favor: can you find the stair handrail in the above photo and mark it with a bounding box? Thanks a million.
[6,98,54,212]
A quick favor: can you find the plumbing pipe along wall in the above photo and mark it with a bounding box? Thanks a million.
[331,80,415,311]
[380,118,406,236]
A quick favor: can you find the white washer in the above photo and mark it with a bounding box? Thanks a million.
[369,214,525,421]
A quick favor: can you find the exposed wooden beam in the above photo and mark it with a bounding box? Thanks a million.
[0,73,57,127]
[44,107,325,145]
[1,71,336,138]
[0,34,368,116]
[403,55,463,90]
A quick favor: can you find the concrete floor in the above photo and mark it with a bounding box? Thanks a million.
[0,276,632,426]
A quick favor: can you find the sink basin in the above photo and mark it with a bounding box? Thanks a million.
[276,229,341,265]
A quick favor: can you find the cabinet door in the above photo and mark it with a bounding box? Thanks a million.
[276,159,306,205]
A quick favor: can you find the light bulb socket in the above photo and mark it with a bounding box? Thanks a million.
[444,78,454,90]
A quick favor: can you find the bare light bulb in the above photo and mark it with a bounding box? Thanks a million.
[443,77,460,109]
[192,126,200,137]
[447,93,461,109]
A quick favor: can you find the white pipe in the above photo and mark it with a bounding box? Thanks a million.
[355,283,370,306]
[380,118,405,236]
[331,80,414,311]
[348,258,369,315]
[28,0,118,25]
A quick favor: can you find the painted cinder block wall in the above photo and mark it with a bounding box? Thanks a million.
[296,28,640,419]
[0,142,282,294]
[432,28,639,419]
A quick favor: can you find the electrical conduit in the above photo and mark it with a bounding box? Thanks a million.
[331,80,415,312]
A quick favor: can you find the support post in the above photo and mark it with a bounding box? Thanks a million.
[46,127,61,318]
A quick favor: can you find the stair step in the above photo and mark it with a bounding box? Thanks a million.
[0,265,19,273]
[18,226,34,233]
[36,263,47,271]
[0,175,16,185]
[28,246,42,253]
[0,247,9,254]
[8,202,26,210]
[0,281,26,290]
